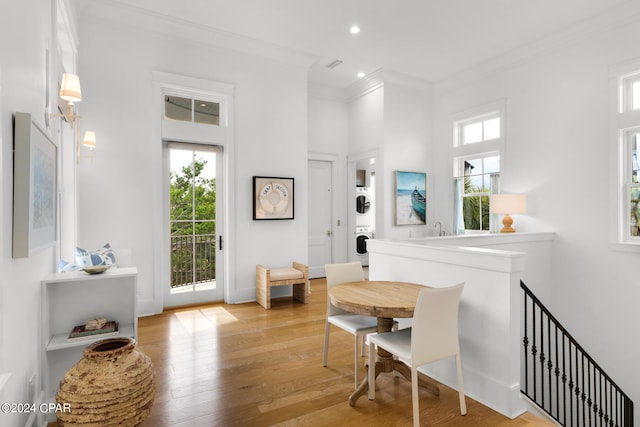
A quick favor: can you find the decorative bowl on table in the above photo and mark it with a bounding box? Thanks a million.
[82,265,111,275]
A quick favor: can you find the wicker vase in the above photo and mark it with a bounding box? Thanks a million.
[56,337,156,426]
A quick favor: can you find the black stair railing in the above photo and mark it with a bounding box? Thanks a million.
[521,281,633,427]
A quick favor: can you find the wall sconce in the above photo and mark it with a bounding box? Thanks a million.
[78,130,97,161]
[54,73,82,126]
[82,131,96,151]
[50,73,98,162]
[490,194,527,233]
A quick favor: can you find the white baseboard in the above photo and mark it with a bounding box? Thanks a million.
[419,361,526,419]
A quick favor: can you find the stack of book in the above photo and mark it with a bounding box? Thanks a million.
[68,318,119,342]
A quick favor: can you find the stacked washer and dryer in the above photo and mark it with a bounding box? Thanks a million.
[355,186,374,266]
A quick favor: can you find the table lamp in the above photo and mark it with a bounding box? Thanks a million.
[490,194,527,233]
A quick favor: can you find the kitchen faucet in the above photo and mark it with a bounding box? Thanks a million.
[434,221,445,236]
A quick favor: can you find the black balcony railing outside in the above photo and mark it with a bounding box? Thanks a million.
[521,281,633,427]
[170,233,216,289]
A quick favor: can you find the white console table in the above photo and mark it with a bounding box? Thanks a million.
[41,267,138,403]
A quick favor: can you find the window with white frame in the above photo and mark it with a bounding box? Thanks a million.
[164,95,221,126]
[452,106,504,233]
[622,129,640,238]
[454,154,500,231]
[456,114,501,146]
[616,69,640,241]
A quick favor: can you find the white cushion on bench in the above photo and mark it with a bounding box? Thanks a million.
[270,267,304,281]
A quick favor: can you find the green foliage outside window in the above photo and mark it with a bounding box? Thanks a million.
[462,176,490,231]
[170,157,217,287]
[631,188,640,237]
[170,159,216,235]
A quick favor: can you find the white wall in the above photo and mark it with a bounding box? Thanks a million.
[348,84,384,156]
[0,1,62,425]
[345,74,434,242]
[76,5,309,311]
[382,81,432,240]
[431,17,640,413]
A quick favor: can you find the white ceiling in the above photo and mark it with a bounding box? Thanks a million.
[90,0,633,89]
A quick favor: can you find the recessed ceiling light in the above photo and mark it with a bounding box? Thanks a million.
[350,25,360,34]
[357,72,365,78]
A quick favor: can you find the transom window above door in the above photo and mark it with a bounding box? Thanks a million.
[164,95,220,126]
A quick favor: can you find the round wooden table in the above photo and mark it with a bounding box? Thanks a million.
[328,280,440,406]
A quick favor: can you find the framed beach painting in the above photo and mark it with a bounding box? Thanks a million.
[13,112,58,258]
[395,171,426,225]
[253,176,295,220]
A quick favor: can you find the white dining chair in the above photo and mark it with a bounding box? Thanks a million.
[367,282,466,427]
[322,262,379,388]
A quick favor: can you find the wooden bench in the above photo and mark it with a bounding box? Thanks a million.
[256,262,309,309]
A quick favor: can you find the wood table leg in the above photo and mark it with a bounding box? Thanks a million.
[349,361,381,407]
[390,360,440,397]
[348,317,440,406]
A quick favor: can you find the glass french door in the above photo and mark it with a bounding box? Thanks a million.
[165,143,223,306]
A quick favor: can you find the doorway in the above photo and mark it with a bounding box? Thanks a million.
[308,159,333,278]
[164,143,224,306]
[348,150,378,264]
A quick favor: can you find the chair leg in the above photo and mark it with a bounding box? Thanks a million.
[322,321,330,367]
[392,321,399,378]
[411,367,420,427]
[360,334,366,356]
[354,334,359,389]
[456,353,467,415]
[367,340,376,400]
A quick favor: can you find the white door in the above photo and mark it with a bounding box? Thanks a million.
[164,143,224,307]
[308,160,333,278]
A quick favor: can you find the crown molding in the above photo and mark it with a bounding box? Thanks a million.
[80,0,319,69]
[345,68,433,101]
[381,69,434,95]
[436,1,640,95]
[346,69,385,101]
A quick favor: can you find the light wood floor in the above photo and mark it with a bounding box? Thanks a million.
[133,278,554,426]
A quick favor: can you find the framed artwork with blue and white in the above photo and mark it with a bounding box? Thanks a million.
[395,171,426,225]
[13,112,58,257]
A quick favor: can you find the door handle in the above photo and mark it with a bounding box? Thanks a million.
[327,230,332,237]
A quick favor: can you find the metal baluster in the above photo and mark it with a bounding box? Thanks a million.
[540,308,545,407]
[532,301,537,402]
[599,371,604,425]
[523,292,529,394]
[577,342,582,425]
[555,323,560,421]
[569,339,574,426]
[587,362,596,426]
[562,333,567,426]
[547,316,553,416]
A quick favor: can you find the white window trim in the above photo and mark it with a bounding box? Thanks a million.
[452,99,506,157]
[610,61,640,251]
[451,100,506,234]
[149,71,236,312]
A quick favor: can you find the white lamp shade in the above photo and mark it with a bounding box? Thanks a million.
[490,194,527,214]
[82,131,96,150]
[60,73,82,103]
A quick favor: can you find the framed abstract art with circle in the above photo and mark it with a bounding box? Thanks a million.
[252,176,294,220]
